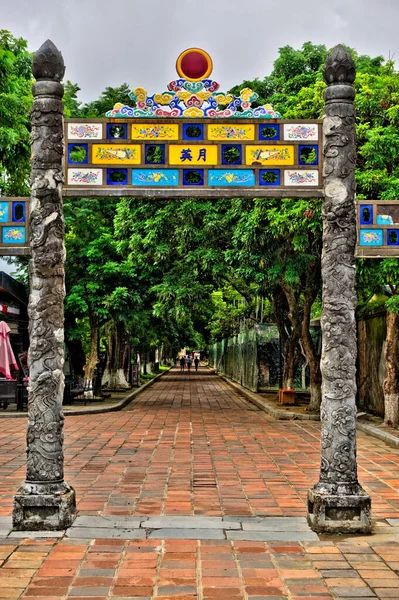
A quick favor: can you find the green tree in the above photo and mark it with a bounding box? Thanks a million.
[0,30,32,196]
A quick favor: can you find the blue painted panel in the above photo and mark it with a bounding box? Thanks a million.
[183,124,204,141]
[360,204,373,225]
[0,203,9,223]
[2,227,26,244]
[132,169,179,186]
[259,124,280,141]
[183,169,204,186]
[387,229,399,246]
[359,229,383,246]
[107,123,127,140]
[259,169,280,186]
[377,214,394,225]
[208,170,255,186]
[68,143,88,165]
[298,145,319,166]
[12,201,26,223]
[221,145,242,165]
[107,169,128,186]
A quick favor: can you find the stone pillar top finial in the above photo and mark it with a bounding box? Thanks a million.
[323,44,356,86]
[32,39,65,82]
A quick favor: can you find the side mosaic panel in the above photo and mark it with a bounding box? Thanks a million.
[357,201,399,257]
[0,198,29,256]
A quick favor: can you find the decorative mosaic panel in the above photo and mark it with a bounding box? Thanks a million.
[0,198,29,256]
[64,118,322,197]
[283,124,318,141]
[208,125,255,141]
[68,123,103,139]
[284,170,319,186]
[357,200,399,257]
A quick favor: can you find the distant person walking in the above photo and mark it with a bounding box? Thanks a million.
[186,355,192,373]
[180,355,186,372]
[194,356,200,372]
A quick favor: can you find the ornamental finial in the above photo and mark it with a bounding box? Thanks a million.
[32,39,65,82]
[323,44,356,86]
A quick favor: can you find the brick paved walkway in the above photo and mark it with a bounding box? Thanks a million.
[3,536,399,599]
[2,368,399,599]
[0,368,399,519]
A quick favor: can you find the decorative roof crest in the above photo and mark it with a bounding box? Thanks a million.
[105,48,281,119]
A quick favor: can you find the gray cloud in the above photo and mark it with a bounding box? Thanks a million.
[1,0,398,107]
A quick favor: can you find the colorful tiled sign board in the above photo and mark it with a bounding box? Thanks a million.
[64,119,322,197]
[357,200,399,257]
[0,198,29,256]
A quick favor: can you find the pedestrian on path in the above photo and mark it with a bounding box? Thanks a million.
[186,355,192,373]
[194,356,199,372]
[179,355,186,372]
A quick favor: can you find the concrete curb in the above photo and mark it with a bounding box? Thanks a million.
[214,370,399,448]
[0,367,172,418]
[215,371,320,421]
[357,421,399,449]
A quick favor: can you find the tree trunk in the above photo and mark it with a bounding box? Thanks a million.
[384,311,399,427]
[102,321,129,389]
[273,287,300,389]
[282,286,303,390]
[83,314,99,398]
[301,274,322,412]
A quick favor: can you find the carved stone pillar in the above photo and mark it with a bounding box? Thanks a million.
[307,45,371,533]
[12,40,76,530]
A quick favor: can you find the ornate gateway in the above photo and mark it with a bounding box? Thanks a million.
[63,48,323,198]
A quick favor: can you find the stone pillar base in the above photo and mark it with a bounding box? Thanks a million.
[307,488,371,534]
[13,488,76,531]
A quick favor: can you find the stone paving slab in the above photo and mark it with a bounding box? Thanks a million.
[226,529,319,541]
[147,527,225,539]
[66,527,146,539]
[143,515,241,529]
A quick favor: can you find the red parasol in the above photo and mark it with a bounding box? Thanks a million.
[0,321,18,380]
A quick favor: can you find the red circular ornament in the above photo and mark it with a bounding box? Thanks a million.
[176,48,213,82]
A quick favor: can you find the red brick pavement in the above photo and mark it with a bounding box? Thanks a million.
[0,368,399,519]
[0,536,397,599]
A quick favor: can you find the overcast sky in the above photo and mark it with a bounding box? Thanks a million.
[1,0,399,105]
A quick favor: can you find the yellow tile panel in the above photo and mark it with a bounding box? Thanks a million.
[246,145,295,166]
[208,124,255,141]
[92,144,141,164]
[131,124,179,140]
[169,145,218,165]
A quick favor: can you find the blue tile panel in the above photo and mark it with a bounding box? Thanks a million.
[107,169,128,185]
[132,169,179,186]
[107,123,128,140]
[0,203,9,223]
[183,124,204,141]
[359,229,383,246]
[208,170,255,186]
[68,143,88,165]
[221,145,242,165]
[2,227,26,244]
[298,145,319,166]
[387,229,399,246]
[259,169,280,186]
[12,201,26,222]
[359,204,373,225]
[183,169,204,186]
[259,124,280,141]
